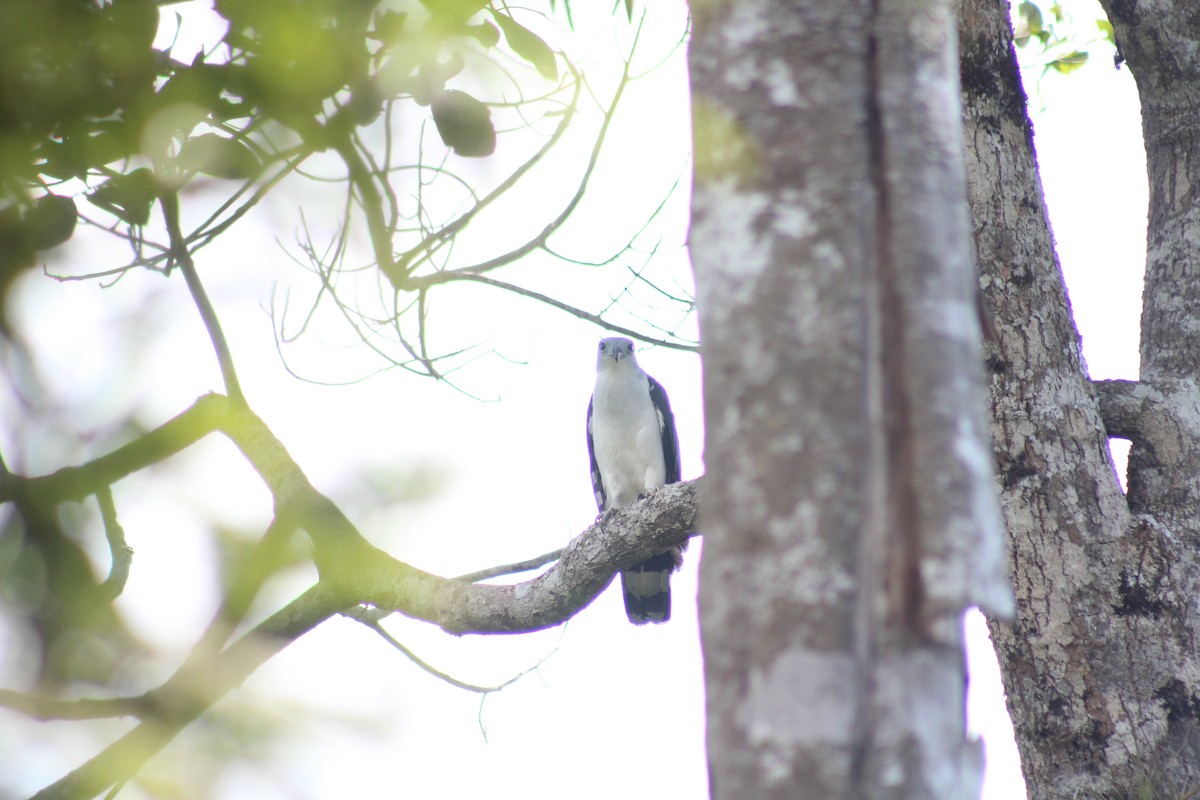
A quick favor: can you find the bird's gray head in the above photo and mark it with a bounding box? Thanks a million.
[596,337,637,370]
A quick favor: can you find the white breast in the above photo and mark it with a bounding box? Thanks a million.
[592,366,666,510]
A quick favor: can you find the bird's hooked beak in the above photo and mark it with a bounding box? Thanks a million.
[597,338,635,369]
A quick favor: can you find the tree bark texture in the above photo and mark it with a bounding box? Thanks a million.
[690,1,1010,797]
[958,0,1200,795]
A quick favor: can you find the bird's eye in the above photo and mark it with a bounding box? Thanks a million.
[599,342,607,351]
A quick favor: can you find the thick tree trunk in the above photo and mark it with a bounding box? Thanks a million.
[958,0,1200,794]
[689,1,1009,796]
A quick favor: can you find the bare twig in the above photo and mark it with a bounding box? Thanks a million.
[183,149,312,256]
[161,192,245,404]
[409,40,642,291]
[343,605,560,694]
[392,69,584,284]
[96,486,133,601]
[452,273,699,352]
[334,131,399,282]
[454,547,565,583]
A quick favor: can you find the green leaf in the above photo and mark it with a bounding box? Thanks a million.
[156,64,227,115]
[0,204,36,323]
[176,133,262,179]
[1050,50,1088,74]
[468,21,500,48]
[26,195,78,250]
[550,0,575,30]
[609,0,633,21]
[1096,18,1115,45]
[430,89,495,157]
[1019,2,1043,35]
[370,10,407,44]
[420,0,488,24]
[88,168,159,226]
[491,12,557,81]
[106,0,160,50]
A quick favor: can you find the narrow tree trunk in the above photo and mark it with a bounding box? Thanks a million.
[958,0,1200,794]
[690,2,1010,796]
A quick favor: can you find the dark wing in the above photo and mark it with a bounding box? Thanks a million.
[586,395,607,511]
[647,375,680,484]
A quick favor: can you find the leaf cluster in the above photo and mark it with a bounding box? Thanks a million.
[1013,0,1118,78]
[0,0,560,313]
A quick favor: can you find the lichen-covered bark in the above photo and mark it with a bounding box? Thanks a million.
[690,1,1008,796]
[1102,0,1200,385]
[957,0,1200,794]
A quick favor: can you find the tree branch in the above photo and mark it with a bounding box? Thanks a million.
[1094,378,1146,441]
[386,70,583,288]
[161,192,245,404]
[5,391,701,639]
[29,583,345,800]
[0,394,227,506]
[215,389,701,635]
[453,547,565,584]
[22,477,702,798]
[354,478,702,635]
[0,691,151,722]
[95,486,132,602]
[448,272,699,352]
[408,37,642,293]
[15,385,702,797]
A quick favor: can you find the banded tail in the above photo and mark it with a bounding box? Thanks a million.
[621,548,683,624]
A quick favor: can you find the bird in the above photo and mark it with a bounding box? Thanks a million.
[586,336,683,624]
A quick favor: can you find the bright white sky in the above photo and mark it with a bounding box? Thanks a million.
[0,1,1146,798]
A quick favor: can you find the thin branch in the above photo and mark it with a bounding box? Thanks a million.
[161,192,245,404]
[343,605,560,694]
[392,69,585,284]
[627,263,696,309]
[184,146,314,255]
[409,37,643,291]
[0,691,151,722]
[96,486,133,601]
[453,547,565,583]
[3,394,227,506]
[542,163,687,268]
[334,131,398,282]
[451,273,699,352]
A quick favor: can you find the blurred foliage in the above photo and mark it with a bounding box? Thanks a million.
[0,0,578,696]
[0,0,562,324]
[0,493,141,687]
[1012,0,1118,80]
